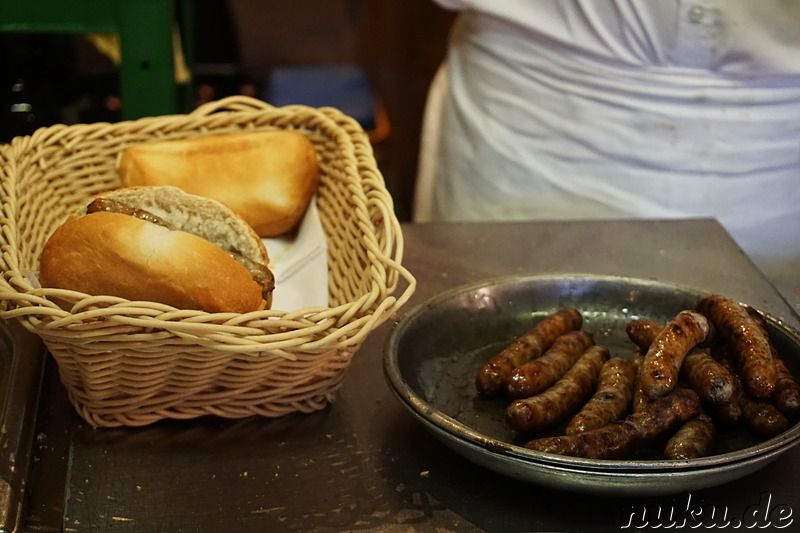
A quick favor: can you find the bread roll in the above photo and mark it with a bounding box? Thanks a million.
[117,130,320,237]
[39,186,274,314]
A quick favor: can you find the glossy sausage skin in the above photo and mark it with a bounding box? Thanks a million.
[742,399,790,437]
[630,355,650,413]
[736,378,790,438]
[702,347,742,427]
[626,319,659,413]
[626,318,658,412]
[697,295,776,399]
[627,317,733,407]
[744,308,800,419]
[566,357,637,435]
[663,413,716,460]
[625,318,663,353]
[773,356,800,419]
[524,388,701,459]
[505,346,609,434]
[475,307,583,398]
[640,310,710,401]
[717,351,789,437]
[681,348,735,406]
[506,330,594,399]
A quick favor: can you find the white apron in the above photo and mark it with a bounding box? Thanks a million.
[417,0,800,294]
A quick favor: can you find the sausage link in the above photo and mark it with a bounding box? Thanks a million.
[87,197,275,299]
[663,413,716,460]
[566,357,637,435]
[773,356,800,419]
[506,330,594,399]
[681,348,735,405]
[525,388,701,459]
[697,295,777,399]
[742,399,790,437]
[475,307,582,397]
[87,197,172,228]
[640,310,710,401]
[526,420,638,459]
[742,308,800,419]
[626,319,660,413]
[505,346,609,434]
[625,318,663,353]
[717,351,789,437]
[630,355,650,413]
[706,398,743,428]
[626,319,731,409]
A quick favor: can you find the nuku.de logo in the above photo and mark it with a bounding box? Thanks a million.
[620,492,793,529]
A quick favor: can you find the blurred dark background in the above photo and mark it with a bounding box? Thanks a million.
[0,0,456,221]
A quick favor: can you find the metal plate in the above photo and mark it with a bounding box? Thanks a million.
[383,274,800,496]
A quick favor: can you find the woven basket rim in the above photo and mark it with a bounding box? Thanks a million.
[0,96,416,352]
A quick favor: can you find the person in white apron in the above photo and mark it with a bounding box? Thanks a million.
[416,0,800,297]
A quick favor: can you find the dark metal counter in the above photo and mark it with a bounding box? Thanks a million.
[19,219,800,532]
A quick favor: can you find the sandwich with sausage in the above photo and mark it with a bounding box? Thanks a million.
[39,186,274,313]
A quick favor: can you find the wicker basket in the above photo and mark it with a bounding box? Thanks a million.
[0,96,415,428]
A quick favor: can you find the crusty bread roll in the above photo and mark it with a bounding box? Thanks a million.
[39,186,274,314]
[117,130,320,237]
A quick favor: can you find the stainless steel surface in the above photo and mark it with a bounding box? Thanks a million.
[0,321,47,533]
[17,219,800,532]
[384,274,800,496]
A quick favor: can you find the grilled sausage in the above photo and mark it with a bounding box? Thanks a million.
[525,388,702,459]
[87,197,172,227]
[697,295,776,399]
[566,356,637,435]
[625,318,658,412]
[716,351,789,437]
[630,355,651,413]
[475,307,583,397]
[626,320,660,413]
[741,398,790,437]
[86,197,275,300]
[742,308,800,419]
[773,356,800,419]
[640,310,710,401]
[735,377,791,438]
[626,317,732,407]
[506,330,594,399]
[681,348,735,406]
[625,318,663,353]
[706,398,743,428]
[663,412,716,460]
[505,346,609,434]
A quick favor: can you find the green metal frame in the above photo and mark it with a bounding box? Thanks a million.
[0,0,193,120]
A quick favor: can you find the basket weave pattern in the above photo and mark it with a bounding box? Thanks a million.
[0,96,415,427]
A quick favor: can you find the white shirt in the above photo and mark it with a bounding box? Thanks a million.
[418,0,800,294]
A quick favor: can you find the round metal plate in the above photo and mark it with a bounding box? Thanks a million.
[383,274,800,496]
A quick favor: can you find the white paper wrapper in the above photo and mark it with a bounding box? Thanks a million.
[262,199,329,311]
